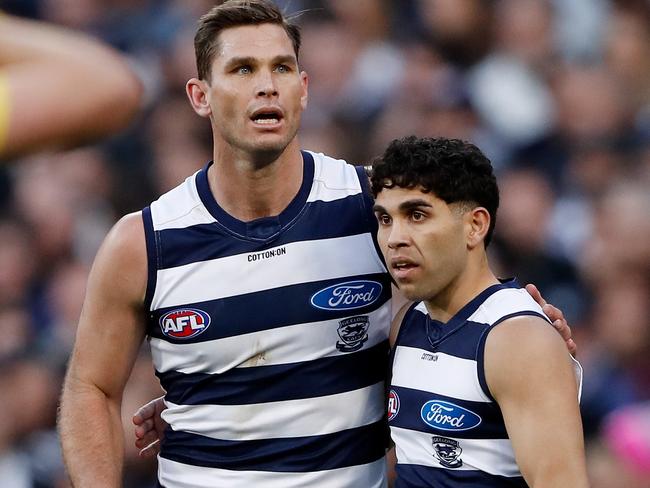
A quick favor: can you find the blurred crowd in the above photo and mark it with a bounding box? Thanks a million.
[0,0,648,486]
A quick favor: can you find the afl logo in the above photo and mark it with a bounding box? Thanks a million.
[310,280,383,311]
[388,390,400,421]
[159,308,211,339]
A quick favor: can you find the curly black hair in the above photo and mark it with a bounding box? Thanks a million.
[370,136,499,247]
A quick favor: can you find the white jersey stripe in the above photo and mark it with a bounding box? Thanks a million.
[150,172,217,231]
[391,345,491,403]
[151,301,391,374]
[391,426,520,477]
[306,152,364,203]
[157,455,388,488]
[151,233,386,310]
[467,288,545,324]
[162,381,386,441]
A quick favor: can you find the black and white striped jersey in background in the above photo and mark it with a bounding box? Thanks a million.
[142,151,393,487]
[388,280,583,488]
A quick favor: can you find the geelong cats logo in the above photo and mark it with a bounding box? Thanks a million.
[431,436,463,468]
[336,316,370,352]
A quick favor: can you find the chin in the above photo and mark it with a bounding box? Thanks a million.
[243,142,287,164]
[252,136,293,156]
[397,284,425,302]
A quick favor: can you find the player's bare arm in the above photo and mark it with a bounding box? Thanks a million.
[59,213,148,487]
[485,316,589,488]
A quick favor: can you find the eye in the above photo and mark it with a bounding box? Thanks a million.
[236,65,252,74]
[376,214,392,226]
[411,211,426,222]
[275,64,291,73]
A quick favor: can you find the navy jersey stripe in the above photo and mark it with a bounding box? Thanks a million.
[388,386,508,439]
[148,272,392,342]
[397,317,491,361]
[156,196,372,270]
[142,207,158,312]
[395,464,527,488]
[158,340,389,405]
[160,421,387,472]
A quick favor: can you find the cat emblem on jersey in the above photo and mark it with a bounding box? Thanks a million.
[431,436,463,468]
[336,315,369,352]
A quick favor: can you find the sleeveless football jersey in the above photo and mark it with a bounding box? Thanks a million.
[388,280,581,488]
[142,151,392,487]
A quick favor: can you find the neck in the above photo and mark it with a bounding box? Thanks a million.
[208,139,304,221]
[424,251,499,323]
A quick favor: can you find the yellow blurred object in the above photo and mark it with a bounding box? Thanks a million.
[0,74,9,153]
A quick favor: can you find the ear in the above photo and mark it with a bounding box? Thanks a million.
[299,71,309,110]
[186,78,212,118]
[466,207,490,249]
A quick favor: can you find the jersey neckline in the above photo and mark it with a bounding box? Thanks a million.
[195,150,315,241]
[425,278,520,348]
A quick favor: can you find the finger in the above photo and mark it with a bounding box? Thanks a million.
[135,430,160,449]
[550,318,577,357]
[568,339,577,357]
[139,440,161,458]
[525,283,546,307]
[132,403,155,425]
[551,318,571,341]
[543,303,565,323]
[134,418,155,439]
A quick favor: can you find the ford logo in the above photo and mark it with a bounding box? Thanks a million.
[420,400,482,431]
[310,280,383,311]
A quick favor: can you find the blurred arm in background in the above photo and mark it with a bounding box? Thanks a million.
[0,12,142,160]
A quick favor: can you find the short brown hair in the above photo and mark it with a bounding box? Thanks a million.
[194,0,302,81]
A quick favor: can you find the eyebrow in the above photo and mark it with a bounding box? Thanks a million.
[372,199,433,214]
[223,56,256,70]
[399,199,433,212]
[272,54,298,66]
[223,54,297,70]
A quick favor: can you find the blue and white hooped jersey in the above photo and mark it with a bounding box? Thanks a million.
[141,151,392,488]
[388,280,581,488]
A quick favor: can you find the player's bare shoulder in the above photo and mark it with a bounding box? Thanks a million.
[484,315,575,398]
[105,212,146,251]
[88,212,148,305]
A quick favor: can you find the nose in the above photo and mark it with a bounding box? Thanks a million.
[256,69,278,98]
[386,219,410,250]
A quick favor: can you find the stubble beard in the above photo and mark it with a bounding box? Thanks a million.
[225,123,298,169]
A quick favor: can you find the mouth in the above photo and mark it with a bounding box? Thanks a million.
[250,107,283,127]
[390,258,419,280]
